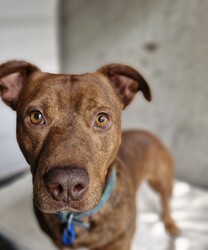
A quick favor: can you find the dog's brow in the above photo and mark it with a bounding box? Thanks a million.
[85,99,107,110]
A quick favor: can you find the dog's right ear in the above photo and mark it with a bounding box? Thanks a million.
[0,60,40,110]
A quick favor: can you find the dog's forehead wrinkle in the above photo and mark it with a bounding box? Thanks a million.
[71,73,114,96]
[68,77,119,114]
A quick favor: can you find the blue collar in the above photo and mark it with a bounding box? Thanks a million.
[57,167,116,246]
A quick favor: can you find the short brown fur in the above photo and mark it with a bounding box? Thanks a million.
[0,61,178,250]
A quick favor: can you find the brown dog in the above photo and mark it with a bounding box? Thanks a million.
[0,61,178,250]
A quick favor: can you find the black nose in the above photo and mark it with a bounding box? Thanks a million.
[44,167,90,202]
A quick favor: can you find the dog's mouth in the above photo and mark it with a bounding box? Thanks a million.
[32,165,104,213]
[33,165,116,214]
[35,192,102,214]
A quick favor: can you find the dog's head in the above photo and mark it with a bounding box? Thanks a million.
[0,60,151,213]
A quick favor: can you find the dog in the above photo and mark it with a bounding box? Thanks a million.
[0,60,178,250]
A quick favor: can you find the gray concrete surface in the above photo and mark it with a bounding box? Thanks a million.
[60,0,208,186]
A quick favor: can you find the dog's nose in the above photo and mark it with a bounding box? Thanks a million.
[44,167,90,202]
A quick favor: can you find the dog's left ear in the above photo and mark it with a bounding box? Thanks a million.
[98,64,152,108]
[0,60,40,110]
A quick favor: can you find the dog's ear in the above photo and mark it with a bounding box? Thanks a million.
[98,64,151,108]
[0,60,40,110]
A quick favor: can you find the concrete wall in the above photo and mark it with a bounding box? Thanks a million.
[0,0,59,178]
[60,0,208,186]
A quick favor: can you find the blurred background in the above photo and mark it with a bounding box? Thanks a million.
[0,0,208,249]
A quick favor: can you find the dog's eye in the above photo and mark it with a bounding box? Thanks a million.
[95,113,110,128]
[30,111,44,125]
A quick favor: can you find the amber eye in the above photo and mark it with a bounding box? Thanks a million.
[30,111,44,125]
[95,113,109,128]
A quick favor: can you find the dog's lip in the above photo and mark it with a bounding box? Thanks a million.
[34,198,94,214]
[55,207,81,213]
[35,203,82,214]
[55,201,95,213]
[54,206,95,214]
